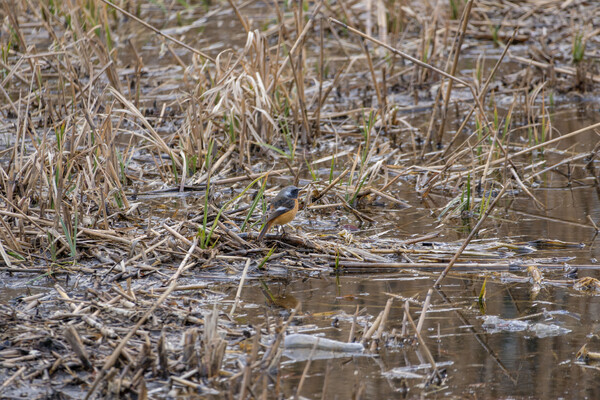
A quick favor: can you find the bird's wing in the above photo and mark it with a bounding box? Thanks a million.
[266,204,293,223]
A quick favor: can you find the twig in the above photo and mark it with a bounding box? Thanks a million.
[309,168,350,204]
[404,301,441,381]
[0,366,26,394]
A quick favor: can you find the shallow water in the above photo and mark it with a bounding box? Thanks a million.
[234,267,600,398]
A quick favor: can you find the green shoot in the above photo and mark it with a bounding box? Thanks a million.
[205,139,215,169]
[350,173,368,207]
[449,0,459,19]
[176,0,191,9]
[572,31,585,63]
[113,191,124,209]
[241,176,267,232]
[361,110,375,164]
[170,156,179,183]
[259,279,276,303]
[479,189,492,216]
[48,232,57,262]
[116,149,127,185]
[305,159,317,181]
[461,174,471,214]
[60,215,77,259]
[329,155,335,184]
[199,183,210,248]
[478,277,487,313]
[334,248,341,294]
[491,25,500,46]
[257,246,276,270]
[6,251,25,261]
[188,154,198,176]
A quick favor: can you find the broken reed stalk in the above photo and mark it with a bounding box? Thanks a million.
[321,360,333,400]
[348,304,359,343]
[509,167,544,209]
[362,309,383,344]
[404,301,441,381]
[229,258,250,316]
[433,183,508,287]
[415,289,433,334]
[0,366,26,394]
[294,339,320,400]
[370,297,393,352]
[64,326,93,370]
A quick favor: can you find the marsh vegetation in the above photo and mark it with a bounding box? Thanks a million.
[1,0,600,398]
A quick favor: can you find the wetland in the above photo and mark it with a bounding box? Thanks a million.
[1,0,600,398]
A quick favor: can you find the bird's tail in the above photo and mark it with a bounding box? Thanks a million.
[257,221,272,241]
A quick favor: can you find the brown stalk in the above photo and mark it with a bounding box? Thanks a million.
[359,37,384,109]
[431,0,474,148]
[404,301,441,382]
[268,2,323,93]
[0,367,26,394]
[315,15,324,136]
[294,339,319,400]
[226,0,250,34]
[370,297,393,352]
[287,48,312,145]
[415,289,432,334]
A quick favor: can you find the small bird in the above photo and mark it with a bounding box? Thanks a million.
[257,185,300,241]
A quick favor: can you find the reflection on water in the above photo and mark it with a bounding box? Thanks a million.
[237,266,600,398]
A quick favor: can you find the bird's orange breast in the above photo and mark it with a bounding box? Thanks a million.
[271,198,298,226]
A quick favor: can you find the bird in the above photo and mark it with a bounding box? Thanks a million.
[257,185,300,241]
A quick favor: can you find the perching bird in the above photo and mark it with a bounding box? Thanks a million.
[257,185,300,241]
